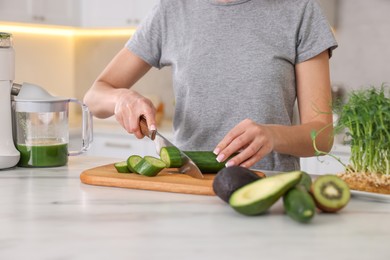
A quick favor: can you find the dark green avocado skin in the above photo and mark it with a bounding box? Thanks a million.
[212,166,262,203]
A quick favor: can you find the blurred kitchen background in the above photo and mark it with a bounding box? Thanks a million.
[1,0,389,173]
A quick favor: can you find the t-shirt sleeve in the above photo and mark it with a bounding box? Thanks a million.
[295,0,338,64]
[125,2,163,68]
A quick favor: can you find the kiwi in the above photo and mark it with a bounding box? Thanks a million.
[311,175,351,213]
[212,166,262,203]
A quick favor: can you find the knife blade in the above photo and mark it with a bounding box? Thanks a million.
[139,116,204,179]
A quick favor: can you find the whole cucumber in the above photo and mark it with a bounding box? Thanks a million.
[283,186,316,223]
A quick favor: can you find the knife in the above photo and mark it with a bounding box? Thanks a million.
[139,116,204,179]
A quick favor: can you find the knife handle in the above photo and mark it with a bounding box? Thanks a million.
[139,115,156,140]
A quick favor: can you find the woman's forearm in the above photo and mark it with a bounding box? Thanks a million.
[269,120,334,157]
[84,81,128,118]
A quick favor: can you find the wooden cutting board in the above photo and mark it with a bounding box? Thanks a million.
[80,163,265,196]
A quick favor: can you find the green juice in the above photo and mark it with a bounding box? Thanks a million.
[17,142,68,167]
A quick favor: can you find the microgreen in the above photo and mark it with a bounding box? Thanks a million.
[312,84,390,175]
[0,32,11,39]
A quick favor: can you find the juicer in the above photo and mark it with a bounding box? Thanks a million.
[0,32,20,169]
[0,32,93,169]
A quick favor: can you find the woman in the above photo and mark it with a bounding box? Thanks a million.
[84,0,338,171]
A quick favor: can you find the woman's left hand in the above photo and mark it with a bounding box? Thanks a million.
[213,119,275,168]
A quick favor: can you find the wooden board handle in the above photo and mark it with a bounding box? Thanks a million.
[140,115,156,140]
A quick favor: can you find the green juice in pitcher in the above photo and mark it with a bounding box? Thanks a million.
[17,140,68,167]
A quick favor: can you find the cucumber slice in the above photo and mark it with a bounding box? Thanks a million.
[134,156,167,177]
[160,147,183,168]
[127,155,142,173]
[114,161,131,173]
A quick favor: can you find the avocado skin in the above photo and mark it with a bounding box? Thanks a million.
[212,166,262,203]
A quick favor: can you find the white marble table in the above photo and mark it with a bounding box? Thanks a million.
[1,156,389,260]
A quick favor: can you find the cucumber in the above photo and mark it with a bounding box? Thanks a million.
[297,171,312,191]
[159,148,235,172]
[114,161,131,173]
[133,156,167,177]
[127,155,142,173]
[283,186,316,223]
[183,151,236,173]
[229,171,302,216]
[160,147,183,168]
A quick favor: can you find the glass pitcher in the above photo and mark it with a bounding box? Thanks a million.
[13,97,92,167]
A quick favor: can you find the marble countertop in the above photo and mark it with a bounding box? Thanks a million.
[1,156,389,260]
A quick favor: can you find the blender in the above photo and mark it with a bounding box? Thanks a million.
[0,32,20,169]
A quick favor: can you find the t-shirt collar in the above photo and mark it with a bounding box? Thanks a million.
[208,0,252,6]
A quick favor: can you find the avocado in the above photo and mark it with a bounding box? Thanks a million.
[229,171,303,216]
[212,166,262,203]
[310,175,350,213]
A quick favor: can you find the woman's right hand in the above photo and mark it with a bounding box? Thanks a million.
[114,89,157,139]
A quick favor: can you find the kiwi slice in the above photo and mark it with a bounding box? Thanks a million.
[311,175,350,213]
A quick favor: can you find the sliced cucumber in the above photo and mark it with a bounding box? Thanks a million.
[134,156,167,177]
[229,171,302,216]
[160,147,183,168]
[127,155,142,173]
[114,161,131,173]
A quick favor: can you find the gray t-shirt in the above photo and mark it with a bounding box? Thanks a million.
[126,0,338,171]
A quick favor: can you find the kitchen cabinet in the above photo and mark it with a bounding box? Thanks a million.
[81,0,158,28]
[300,144,350,174]
[0,0,79,26]
[30,0,79,26]
[85,132,156,159]
[0,0,31,23]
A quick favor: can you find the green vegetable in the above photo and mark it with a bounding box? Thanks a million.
[133,156,166,177]
[158,147,237,172]
[312,85,390,175]
[114,161,131,173]
[160,147,183,168]
[297,171,312,191]
[283,186,316,223]
[127,155,143,173]
[229,171,302,216]
[183,151,236,173]
[0,32,11,39]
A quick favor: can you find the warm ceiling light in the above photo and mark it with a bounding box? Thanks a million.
[0,22,135,37]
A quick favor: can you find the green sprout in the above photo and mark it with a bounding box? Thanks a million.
[0,32,12,39]
[312,84,390,175]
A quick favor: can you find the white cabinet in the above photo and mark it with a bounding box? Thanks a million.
[81,0,158,28]
[1,0,157,28]
[30,0,79,26]
[0,0,79,26]
[0,0,31,23]
[300,145,350,175]
[84,133,157,159]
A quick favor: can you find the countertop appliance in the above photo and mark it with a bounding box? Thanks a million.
[0,32,93,169]
[0,32,19,169]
